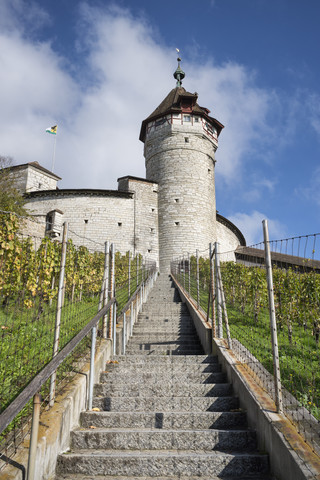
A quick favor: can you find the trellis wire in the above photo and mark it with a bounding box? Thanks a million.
[171,230,320,457]
[0,211,155,472]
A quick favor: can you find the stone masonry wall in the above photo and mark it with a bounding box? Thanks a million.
[145,123,217,271]
[24,193,135,254]
[117,177,159,266]
[26,166,58,192]
[216,220,238,262]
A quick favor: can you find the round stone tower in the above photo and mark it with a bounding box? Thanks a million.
[139,58,224,272]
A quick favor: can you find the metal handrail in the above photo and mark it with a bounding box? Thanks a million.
[118,266,156,317]
[0,297,116,435]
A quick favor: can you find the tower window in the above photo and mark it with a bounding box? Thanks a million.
[185,137,189,143]
[148,249,151,253]
[194,117,199,123]
[118,222,122,227]
[208,169,211,173]
[150,228,155,233]
[174,198,179,203]
[175,222,180,226]
[84,219,88,224]
[151,208,155,212]
[183,115,191,122]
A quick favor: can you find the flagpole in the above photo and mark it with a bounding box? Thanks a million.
[51,133,57,173]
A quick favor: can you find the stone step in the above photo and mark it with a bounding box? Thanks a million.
[140,307,189,314]
[80,411,248,430]
[130,333,199,340]
[56,475,274,480]
[114,354,218,363]
[56,450,269,477]
[94,382,231,397]
[126,342,203,348]
[125,346,204,354]
[70,428,257,452]
[92,395,240,412]
[132,327,197,333]
[135,320,194,326]
[127,340,203,348]
[99,371,225,384]
[102,362,221,373]
[132,330,197,335]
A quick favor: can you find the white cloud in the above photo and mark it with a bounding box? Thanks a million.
[228,211,287,245]
[0,1,292,192]
[295,166,320,206]
[0,0,50,34]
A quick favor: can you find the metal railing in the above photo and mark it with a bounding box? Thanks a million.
[0,212,157,478]
[171,221,320,457]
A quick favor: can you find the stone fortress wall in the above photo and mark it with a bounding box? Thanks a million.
[10,161,244,268]
[23,167,160,265]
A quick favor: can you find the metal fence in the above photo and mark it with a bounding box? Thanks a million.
[171,223,320,457]
[0,212,156,475]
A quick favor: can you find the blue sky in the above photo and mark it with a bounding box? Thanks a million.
[1,0,320,245]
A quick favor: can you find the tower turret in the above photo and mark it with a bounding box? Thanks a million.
[140,58,224,271]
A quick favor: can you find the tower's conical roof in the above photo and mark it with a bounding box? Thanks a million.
[139,87,224,142]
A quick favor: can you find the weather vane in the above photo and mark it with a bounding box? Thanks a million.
[174,48,185,87]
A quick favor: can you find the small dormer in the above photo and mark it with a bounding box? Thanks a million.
[45,209,63,238]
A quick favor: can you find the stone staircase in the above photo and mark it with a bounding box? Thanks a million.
[55,274,274,479]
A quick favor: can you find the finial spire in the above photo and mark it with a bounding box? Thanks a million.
[173,48,185,87]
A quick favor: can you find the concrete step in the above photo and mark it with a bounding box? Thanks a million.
[140,307,189,314]
[135,320,194,326]
[132,327,197,333]
[114,354,218,363]
[56,475,274,480]
[56,450,269,477]
[125,346,204,354]
[70,428,257,452]
[130,333,199,340]
[94,382,231,397]
[100,368,226,385]
[92,395,240,412]
[102,362,221,374]
[126,341,204,349]
[80,411,248,430]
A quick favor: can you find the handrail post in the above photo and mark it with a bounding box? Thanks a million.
[130,302,134,336]
[263,219,283,414]
[217,262,232,349]
[112,301,117,356]
[209,243,216,339]
[122,312,126,355]
[26,393,41,480]
[214,242,223,338]
[101,240,109,339]
[128,251,131,300]
[49,222,68,407]
[188,252,191,295]
[109,243,115,339]
[196,249,200,309]
[88,324,97,410]
[137,254,139,288]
